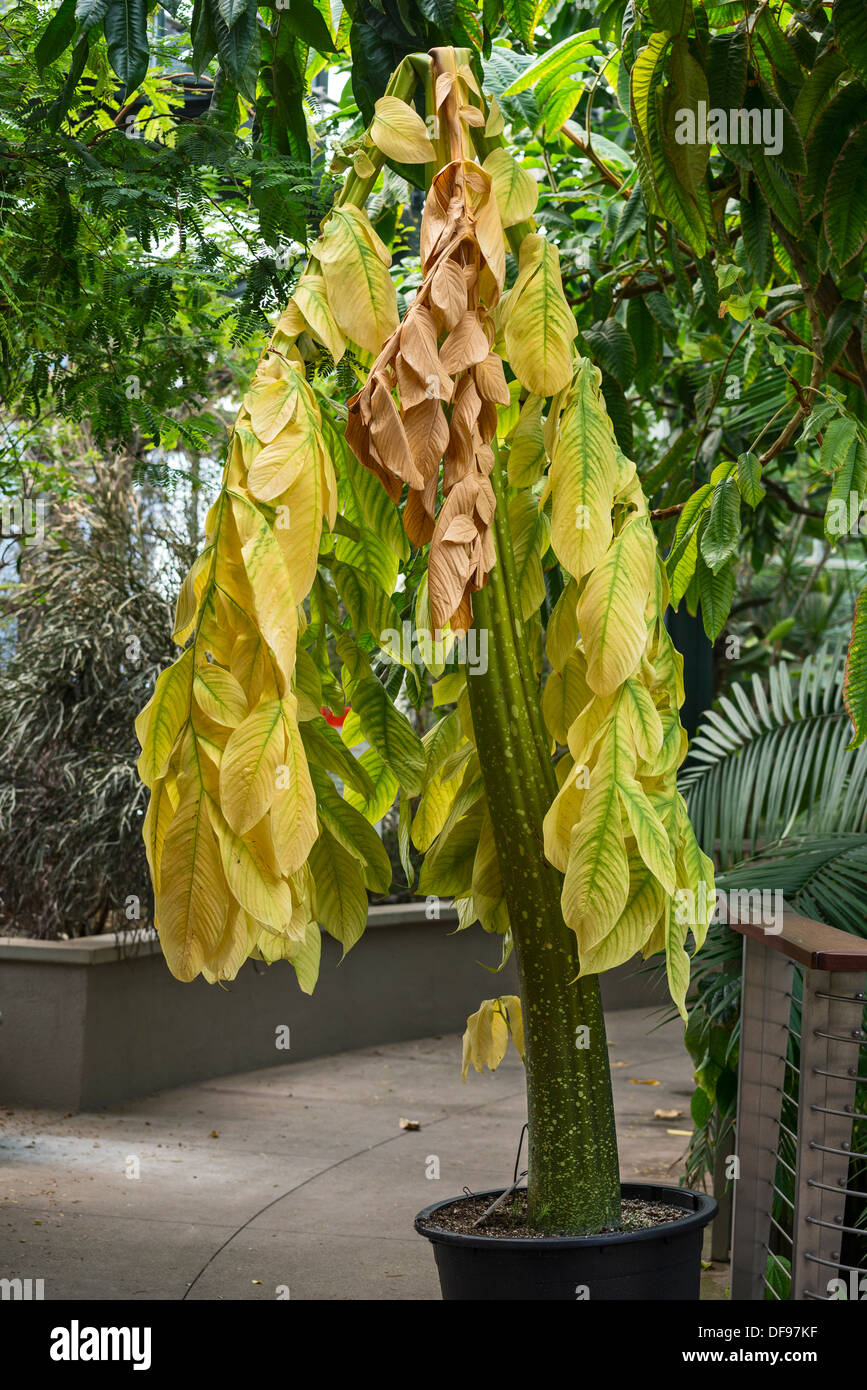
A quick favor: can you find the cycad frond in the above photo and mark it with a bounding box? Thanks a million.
[718,835,867,938]
[680,644,867,866]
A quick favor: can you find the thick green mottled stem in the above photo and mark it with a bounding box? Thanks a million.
[337,57,422,208]
[467,464,621,1235]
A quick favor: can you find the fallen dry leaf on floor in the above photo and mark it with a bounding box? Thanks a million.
[610,1061,629,1068]
[629,1078,660,1085]
[653,1108,683,1120]
[209,1130,219,1138]
[667,1129,693,1136]
[399,1117,420,1131]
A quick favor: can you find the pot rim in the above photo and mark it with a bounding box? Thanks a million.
[415,1180,717,1251]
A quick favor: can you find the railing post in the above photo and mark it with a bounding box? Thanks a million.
[728,906,867,1301]
[729,935,793,1300]
[792,970,864,1300]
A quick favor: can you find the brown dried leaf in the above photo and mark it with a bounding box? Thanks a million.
[429,533,473,630]
[431,258,467,331]
[474,188,506,293]
[403,399,449,482]
[345,396,402,503]
[439,311,490,375]
[404,487,436,546]
[474,353,510,405]
[369,376,423,490]
[442,515,478,543]
[460,104,485,126]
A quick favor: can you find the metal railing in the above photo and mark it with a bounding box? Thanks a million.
[729,905,867,1301]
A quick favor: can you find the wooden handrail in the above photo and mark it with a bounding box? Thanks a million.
[728,900,867,973]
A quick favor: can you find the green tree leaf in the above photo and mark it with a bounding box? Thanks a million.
[701,476,741,572]
[825,122,867,264]
[834,0,867,87]
[843,584,867,748]
[103,0,150,96]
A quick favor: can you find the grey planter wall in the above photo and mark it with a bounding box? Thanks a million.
[0,905,664,1111]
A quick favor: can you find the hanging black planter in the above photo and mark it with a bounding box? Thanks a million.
[415,1182,717,1301]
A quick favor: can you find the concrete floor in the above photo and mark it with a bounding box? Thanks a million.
[0,1009,729,1300]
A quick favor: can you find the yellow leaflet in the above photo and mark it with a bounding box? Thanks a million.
[229,490,298,685]
[173,548,213,647]
[293,272,346,363]
[219,696,285,836]
[561,754,630,953]
[143,776,176,896]
[621,678,664,762]
[471,811,508,932]
[309,829,368,954]
[201,899,250,984]
[274,457,323,602]
[156,764,229,982]
[370,95,435,164]
[545,578,579,672]
[135,646,194,788]
[665,900,692,1021]
[193,665,248,728]
[482,148,539,227]
[550,360,619,582]
[675,794,715,953]
[247,421,311,503]
[618,777,676,896]
[541,650,592,746]
[503,234,576,397]
[314,205,398,355]
[461,996,524,1081]
[578,516,656,696]
[243,357,300,444]
[208,799,293,930]
[270,701,318,877]
[578,854,666,977]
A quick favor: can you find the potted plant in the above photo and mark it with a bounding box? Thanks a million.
[135,46,716,1300]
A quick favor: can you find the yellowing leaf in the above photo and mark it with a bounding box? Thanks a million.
[135,647,194,787]
[269,705,318,877]
[194,665,249,728]
[143,776,176,896]
[315,205,399,355]
[618,777,676,895]
[483,148,539,226]
[209,800,294,930]
[370,95,435,164]
[156,768,229,982]
[173,549,213,647]
[246,423,310,502]
[243,359,300,444]
[461,996,524,1081]
[542,650,592,745]
[309,828,369,953]
[561,751,630,952]
[230,491,298,683]
[219,697,285,836]
[293,272,346,362]
[550,360,619,582]
[503,234,576,396]
[577,516,655,696]
[545,578,579,672]
[578,854,666,977]
[274,452,323,602]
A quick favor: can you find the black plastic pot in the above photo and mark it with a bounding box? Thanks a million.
[415,1182,717,1301]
